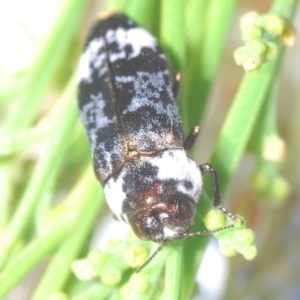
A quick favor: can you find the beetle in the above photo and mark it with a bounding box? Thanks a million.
[78,12,242,270]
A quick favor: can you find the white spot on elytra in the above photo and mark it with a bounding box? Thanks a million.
[150,150,203,202]
[78,37,106,83]
[115,71,174,116]
[105,176,128,223]
[80,93,116,155]
[81,94,115,129]
[106,27,157,62]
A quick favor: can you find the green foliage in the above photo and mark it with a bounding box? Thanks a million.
[0,0,298,299]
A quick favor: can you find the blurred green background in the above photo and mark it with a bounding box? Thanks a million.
[0,0,299,299]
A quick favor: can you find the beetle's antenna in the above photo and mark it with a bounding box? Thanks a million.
[135,240,167,273]
[183,224,235,238]
[216,205,244,224]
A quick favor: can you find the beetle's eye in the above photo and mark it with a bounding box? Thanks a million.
[177,198,196,226]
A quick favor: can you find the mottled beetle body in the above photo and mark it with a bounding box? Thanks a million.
[78,13,240,248]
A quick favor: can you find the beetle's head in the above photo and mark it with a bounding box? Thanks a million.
[129,193,196,242]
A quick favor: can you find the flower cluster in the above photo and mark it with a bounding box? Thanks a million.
[203,210,257,260]
[234,11,296,72]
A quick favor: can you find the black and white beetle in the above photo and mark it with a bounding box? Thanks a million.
[78,12,242,270]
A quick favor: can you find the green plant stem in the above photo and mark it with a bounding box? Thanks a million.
[0,163,12,228]
[31,169,103,300]
[184,0,238,130]
[1,0,90,133]
[182,2,298,297]
[0,127,50,156]
[0,75,79,270]
[0,73,27,105]
[160,0,186,130]
[223,0,299,297]
[161,243,183,300]
[0,168,102,298]
[70,283,111,300]
[0,215,73,298]
[0,0,90,240]
[185,0,208,53]
[160,0,185,74]
[250,86,277,155]
[271,0,298,16]
[225,101,300,299]
[181,222,209,299]
[34,168,57,233]
[211,50,282,194]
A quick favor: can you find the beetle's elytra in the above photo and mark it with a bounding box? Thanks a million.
[78,12,241,268]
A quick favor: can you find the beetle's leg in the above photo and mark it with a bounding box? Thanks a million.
[199,163,220,206]
[184,126,200,153]
[173,72,182,101]
[199,163,243,223]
